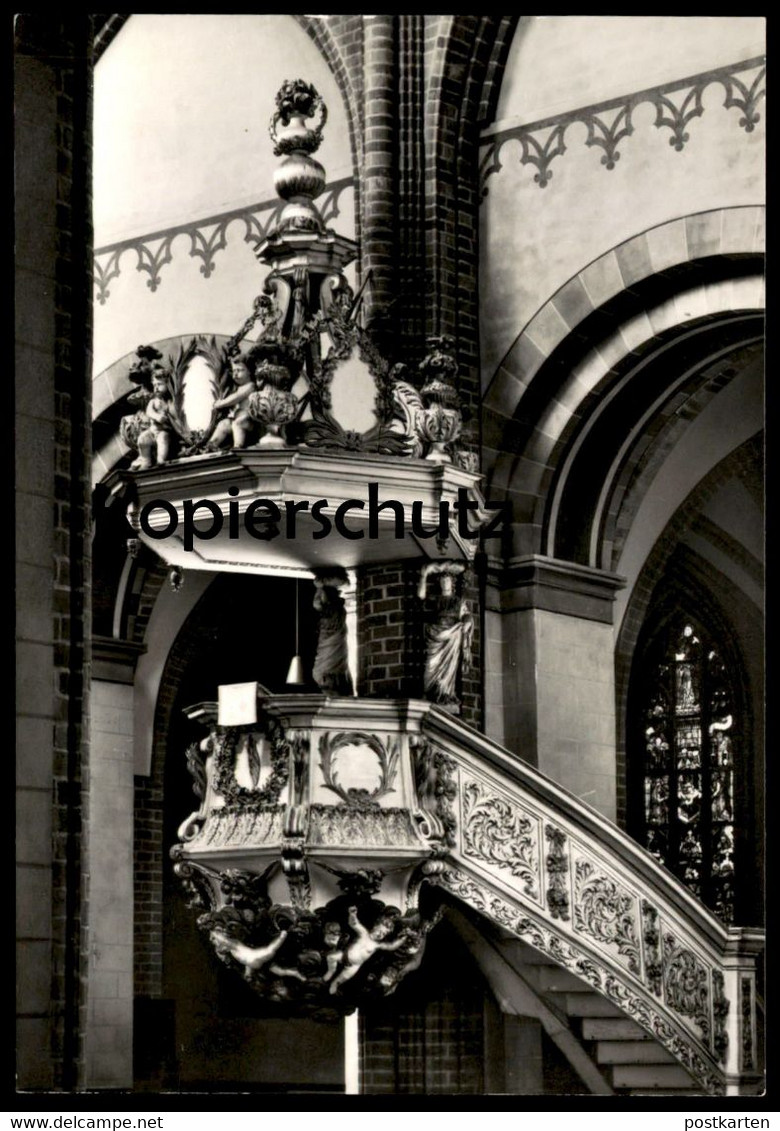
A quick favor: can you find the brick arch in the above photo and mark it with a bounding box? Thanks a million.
[544,309,763,567]
[483,207,765,418]
[481,208,764,559]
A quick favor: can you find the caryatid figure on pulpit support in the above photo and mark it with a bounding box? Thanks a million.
[312,569,354,696]
[418,561,473,713]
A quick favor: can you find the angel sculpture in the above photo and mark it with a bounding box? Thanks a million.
[418,562,473,711]
[209,927,305,982]
[120,345,180,469]
[208,353,259,450]
[312,571,354,695]
[377,907,444,995]
[323,907,411,995]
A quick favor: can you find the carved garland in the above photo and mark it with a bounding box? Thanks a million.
[573,858,641,975]
[318,731,400,808]
[213,719,290,810]
[545,824,570,920]
[410,735,458,848]
[462,778,539,898]
[642,900,663,996]
[479,56,765,197]
[439,866,723,1095]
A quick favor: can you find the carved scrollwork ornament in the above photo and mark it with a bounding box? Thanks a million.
[462,778,539,897]
[662,932,710,1040]
[712,969,729,1064]
[573,859,640,974]
[171,854,218,912]
[741,977,754,1070]
[641,900,663,996]
[439,866,724,1095]
[410,735,458,848]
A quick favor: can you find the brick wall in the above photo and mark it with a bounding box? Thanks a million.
[357,562,422,700]
[15,14,94,1090]
[359,920,486,1094]
[356,560,482,727]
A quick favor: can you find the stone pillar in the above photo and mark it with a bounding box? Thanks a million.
[15,14,94,1090]
[83,640,140,1088]
[722,928,765,1095]
[485,556,625,821]
[361,15,396,326]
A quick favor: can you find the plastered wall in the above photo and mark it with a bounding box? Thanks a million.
[480,16,766,385]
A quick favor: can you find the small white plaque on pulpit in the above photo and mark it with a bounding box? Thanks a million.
[218,681,258,726]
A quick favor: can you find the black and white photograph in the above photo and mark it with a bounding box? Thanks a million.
[14,13,765,1106]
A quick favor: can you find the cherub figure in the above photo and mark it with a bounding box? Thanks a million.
[132,367,176,469]
[209,927,305,982]
[324,907,410,995]
[321,920,345,983]
[377,908,443,995]
[209,353,258,449]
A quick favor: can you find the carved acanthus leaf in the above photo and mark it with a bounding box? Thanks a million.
[573,858,641,974]
[462,778,539,897]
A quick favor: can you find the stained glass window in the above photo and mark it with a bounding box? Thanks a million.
[638,621,736,922]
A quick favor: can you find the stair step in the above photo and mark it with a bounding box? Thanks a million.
[581,1019,649,1041]
[536,968,591,993]
[612,1064,695,1089]
[558,994,625,1018]
[596,1041,677,1065]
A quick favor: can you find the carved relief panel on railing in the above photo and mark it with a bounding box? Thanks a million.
[172,694,762,1086]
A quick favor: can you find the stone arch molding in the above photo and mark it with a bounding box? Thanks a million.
[416,707,760,1094]
[484,206,765,414]
[482,207,764,547]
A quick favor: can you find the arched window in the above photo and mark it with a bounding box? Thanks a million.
[631,615,741,923]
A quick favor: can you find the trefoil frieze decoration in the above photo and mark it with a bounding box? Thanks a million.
[479,56,765,197]
[573,857,641,974]
[92,181,350,304]
[461,777,539,898]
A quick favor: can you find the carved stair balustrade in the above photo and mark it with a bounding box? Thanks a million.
[171,691,763,1092]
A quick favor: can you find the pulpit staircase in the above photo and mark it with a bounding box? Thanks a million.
[511,943,704,1094]
[174,693,764,1097]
